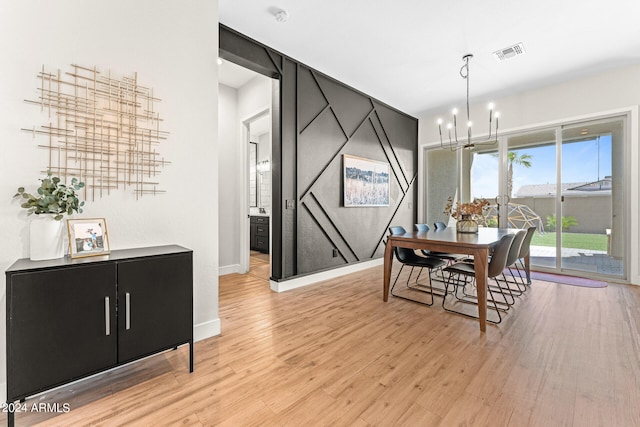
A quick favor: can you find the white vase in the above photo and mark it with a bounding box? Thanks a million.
[29,215,66,261]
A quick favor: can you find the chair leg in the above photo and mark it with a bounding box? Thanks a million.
[490,274,517,305]
[452,275,511,310]
[485,279,504,324]
[490,267,525,302]
[442,273,504,323]
[390,265,435,306]
[510,266,527,292]
[515,259,531,287]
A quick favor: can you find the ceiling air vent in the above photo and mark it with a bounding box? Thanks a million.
[493,43,526,61]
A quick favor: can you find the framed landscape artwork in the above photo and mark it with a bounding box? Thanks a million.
[343,154,390,207]
[67,218,111,258]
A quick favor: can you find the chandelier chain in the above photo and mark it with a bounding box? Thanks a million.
[438,54,499,151]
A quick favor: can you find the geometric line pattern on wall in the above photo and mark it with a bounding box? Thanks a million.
[301,192,359,263]
[219,24,418,279]
[266,50,284,75]
[373,101,416,189]
[298,102,375,201]
[22,64,170,201]
[371,174,417,259]
[368,114,409,194]
[370,111,410,190]
[299,67,330,134]
[297,66,417,271]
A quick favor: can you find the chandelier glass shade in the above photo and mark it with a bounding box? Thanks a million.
[438,54,499,151]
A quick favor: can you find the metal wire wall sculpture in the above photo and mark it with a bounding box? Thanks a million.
[23,64,170,201]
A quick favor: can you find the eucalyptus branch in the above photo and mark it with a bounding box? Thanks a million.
[15,173,85,221]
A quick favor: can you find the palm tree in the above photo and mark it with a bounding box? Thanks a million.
[489,151,533,197]
[507,151,532,197]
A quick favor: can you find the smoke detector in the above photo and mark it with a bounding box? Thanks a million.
[274,9,289,22]
[493,43,526,61]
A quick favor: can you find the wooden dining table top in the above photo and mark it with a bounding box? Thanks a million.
[387,227,517,250]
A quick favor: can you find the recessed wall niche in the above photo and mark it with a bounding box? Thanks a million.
[23,64,170,200]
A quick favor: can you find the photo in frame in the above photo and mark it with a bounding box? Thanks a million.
[343,154,390,207]
[67,218,110,258]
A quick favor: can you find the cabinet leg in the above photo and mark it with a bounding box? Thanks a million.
[7,407,14,427]
[189,340,194,373]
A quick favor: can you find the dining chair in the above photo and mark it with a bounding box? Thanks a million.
[414,223,466,265]
[388,226,447,306]
[434,221,447,231]
[492,229,527,301]
[513,226,536,287]
[442,233,516,324]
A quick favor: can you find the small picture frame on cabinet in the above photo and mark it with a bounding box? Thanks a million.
[67,218,111,258]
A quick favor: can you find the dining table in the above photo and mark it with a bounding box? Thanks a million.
[383,227,525,332]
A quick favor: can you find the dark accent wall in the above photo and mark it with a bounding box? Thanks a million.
[220,24,418,281]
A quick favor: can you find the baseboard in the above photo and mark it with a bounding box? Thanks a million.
[218,264,240,276]
[194,318,221,342]
[270,258,384,292]
[0,381,5,406]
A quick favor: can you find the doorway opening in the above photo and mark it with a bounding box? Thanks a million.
[218,58,275,281]
[244,110,271,281]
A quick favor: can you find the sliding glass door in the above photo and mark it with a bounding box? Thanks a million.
[424,115,627,280]
[505,129,557,269]
[559,118,624,277]
[468,145,500,227]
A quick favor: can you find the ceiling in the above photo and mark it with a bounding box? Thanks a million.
[219,0,640,117]
[218,59,260,89]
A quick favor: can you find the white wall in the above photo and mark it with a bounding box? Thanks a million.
[418,64,640,284]
[238,76,272,122]
[218,84,241,271]
[257,132,272,212]
[218,75,271,273]
[0,0,220,400]
[419,64,640,142]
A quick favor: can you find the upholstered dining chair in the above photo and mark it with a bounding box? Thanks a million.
[388,226,447,306]
[442,233,516,324]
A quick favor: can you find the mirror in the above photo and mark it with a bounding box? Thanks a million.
[249,142,257,207]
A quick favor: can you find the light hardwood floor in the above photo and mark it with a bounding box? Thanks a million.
[6,261,640,426]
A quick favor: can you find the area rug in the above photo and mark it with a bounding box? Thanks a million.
[527,271,608,288]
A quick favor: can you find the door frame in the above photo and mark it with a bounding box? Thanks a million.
[240,107,271,274]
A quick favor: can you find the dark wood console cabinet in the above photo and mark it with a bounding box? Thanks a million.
[250,215,269,253]
[5,245,193,427]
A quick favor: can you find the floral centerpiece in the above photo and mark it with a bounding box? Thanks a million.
[444,197,489,233]
[444,197,489,219]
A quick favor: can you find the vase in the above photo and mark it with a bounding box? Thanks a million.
[29,215,66,261]
[456,214,478,233]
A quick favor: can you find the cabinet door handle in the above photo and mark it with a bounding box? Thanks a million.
[126,292,131,330]
[104,297,110,336]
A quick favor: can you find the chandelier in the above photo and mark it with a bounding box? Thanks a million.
[438,54,499,151]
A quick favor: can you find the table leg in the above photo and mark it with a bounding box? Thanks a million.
[383,239,393,302]
[524,253,531,284]
[474,248,488,332]
[189,340,194,373]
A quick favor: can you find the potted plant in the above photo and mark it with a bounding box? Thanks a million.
[15,173,85,260]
